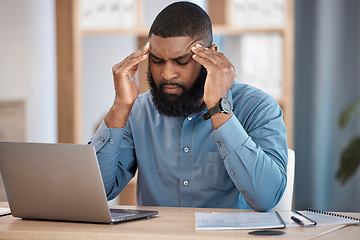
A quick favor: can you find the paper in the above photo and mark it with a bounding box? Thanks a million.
[195,212,285,230]
[277,211,312,227]
[195,210,359,230]
[278,210,360,227]
[230,0,286,28]
[239,33,283,99]
[0,207,10,216]
[79,0,136,30]
[298,210,359,226]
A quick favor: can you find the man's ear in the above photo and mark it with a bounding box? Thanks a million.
[209,44,218,51]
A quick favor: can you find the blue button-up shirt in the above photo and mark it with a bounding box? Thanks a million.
[91,81,288,211]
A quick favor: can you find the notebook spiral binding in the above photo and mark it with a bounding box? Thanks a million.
[306,208,360,222]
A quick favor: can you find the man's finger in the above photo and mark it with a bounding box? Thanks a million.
[113,42,149,69]
[191,44,221,65]
[114,42,149,70]
[128,42,150,60]
[117,54,148,77]
[192,54,214,69]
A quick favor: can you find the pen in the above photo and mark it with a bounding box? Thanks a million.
[291,216,305,226]
[292,210,317,226]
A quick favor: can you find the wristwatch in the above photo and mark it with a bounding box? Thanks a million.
[202,98,233,121]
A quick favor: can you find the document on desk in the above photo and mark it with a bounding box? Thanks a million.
[0,208,10,217]
[195,212,286,230]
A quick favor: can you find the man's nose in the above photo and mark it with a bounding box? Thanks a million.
[161,61,178,81]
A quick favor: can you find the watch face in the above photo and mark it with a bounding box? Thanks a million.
[220,98,232,113]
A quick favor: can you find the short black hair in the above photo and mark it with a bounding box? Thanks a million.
[148,1,213,46]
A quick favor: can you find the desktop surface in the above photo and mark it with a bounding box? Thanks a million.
[0,202,358,240]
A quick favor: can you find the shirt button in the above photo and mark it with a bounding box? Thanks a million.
[183,147,189,153]
[217,142,221,147]
[100,136,105,142]
[187,116,192,121]
[183,180,189,186]
[230,171,235,175]
[109,139,114,144]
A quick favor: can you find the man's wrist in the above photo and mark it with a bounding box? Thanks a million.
[113,97,135,110]
[105,102,133,128]
[204,96,224,109]
[210,112,233,130]
[202,98,232,121]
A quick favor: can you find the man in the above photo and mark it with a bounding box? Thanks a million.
[90,1,288,211]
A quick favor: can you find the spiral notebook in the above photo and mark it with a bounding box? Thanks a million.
[278,209,360,227]
[301,209,360,226]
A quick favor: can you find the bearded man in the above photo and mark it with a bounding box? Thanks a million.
[90,1,288,211]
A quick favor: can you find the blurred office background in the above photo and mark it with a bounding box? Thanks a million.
[0,0,359,211]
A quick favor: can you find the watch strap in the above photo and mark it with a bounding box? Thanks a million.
[201,104,222,121]
[201,112,211,121]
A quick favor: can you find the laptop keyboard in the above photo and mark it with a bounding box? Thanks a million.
[110,210,136,221]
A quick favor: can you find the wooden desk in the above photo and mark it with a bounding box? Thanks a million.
[0,202,358,240]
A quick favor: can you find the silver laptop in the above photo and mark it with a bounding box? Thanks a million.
[0,142,158,224]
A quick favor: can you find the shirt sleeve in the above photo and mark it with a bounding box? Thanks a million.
[210,102,288,212]
[89,120,136,200]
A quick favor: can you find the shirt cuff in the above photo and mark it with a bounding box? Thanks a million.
[90,120,125,153]
[210,115,249,159]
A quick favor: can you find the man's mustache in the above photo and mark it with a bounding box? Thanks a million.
[160,82,185,89]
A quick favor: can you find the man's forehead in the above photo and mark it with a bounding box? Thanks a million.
[149,35,201,58]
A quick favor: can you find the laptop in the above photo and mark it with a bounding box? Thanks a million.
[0,142,158,224]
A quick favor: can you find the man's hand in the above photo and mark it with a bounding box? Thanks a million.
[105,42,149,128]
[191,44,236,129]
[191,44,236,108]
[112,42,149,107]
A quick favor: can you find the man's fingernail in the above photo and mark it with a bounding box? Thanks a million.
[196,43,202,48]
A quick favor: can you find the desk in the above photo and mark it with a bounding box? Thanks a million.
[0,202,358,240]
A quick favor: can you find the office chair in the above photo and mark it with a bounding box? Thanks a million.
[272,148,295,211]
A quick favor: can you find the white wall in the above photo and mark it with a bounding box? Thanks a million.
[143,0,207,27]
[82,35,137,143]
[0,0,57,143]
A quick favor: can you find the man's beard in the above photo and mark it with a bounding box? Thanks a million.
[147,66,207,117]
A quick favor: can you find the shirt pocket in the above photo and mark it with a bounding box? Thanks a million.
[204,152,235,192]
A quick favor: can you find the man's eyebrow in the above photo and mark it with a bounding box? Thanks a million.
[171,38,201,60]
[149,39,200,61]
[149,51,191,61]
[149,51,162,60]
[171,52,191,61]
[187,38,201,49]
